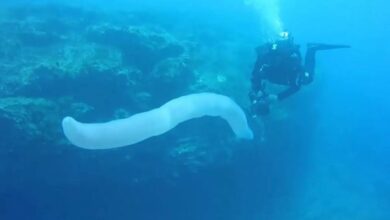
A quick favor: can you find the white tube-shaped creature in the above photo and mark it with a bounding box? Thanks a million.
[62,93,253,149]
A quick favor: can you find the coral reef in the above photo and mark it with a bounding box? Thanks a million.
[0,4,253,171]
[0,96,92,147]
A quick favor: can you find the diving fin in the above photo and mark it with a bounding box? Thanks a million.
[307,43,351,51]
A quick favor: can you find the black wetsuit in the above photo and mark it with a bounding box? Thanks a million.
[250,39,312,101]
[250,38,350,116]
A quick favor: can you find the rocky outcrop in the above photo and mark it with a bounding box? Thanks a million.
[86,24,186,73]
[0,4,251,171]
[0,97,92,146]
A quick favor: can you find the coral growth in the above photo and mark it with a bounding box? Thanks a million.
[0,4,253,170]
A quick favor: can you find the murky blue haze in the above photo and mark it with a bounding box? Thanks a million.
[0,0,389,219]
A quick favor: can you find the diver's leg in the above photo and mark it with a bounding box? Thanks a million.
[302,46,316,85]
[303,43,351,85]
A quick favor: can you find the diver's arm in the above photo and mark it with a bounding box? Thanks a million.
[251,67,265,93]
[250,44,272,94]
[277,84,301,100]
[249,76,265,102]
[250,66,269,102]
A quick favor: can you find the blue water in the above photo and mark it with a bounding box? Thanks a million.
[0,0,389,219]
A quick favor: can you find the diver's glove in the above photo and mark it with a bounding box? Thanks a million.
[252,98,270,116]
[249,90,264,102]
[265,94,278,103]
[251,93,278,117]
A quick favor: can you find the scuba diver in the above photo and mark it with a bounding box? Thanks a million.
[249,31,350,116]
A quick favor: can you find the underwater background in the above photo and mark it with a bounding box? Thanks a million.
[0,0,389,219]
